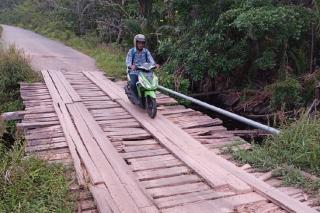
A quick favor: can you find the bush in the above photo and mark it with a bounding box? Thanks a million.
[0,46,40,112]
[0,44,73,212]
[157,1,316,93]
[233,115,320,176]
[0,143,73,212]
[268,77,302,110]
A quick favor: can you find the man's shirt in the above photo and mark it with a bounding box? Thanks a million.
[126,48,156,68]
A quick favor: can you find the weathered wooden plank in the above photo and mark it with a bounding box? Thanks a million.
[70,103,158,212]
[26,141,68,152]
[26,131,64,140]
[55,71,82,102]
[42,70,99,186]
[0,111,26,121]
[131,159,183,171]
[28,137,66,146]
[89,184,120,213]
[148,182,210,198]
[68,104,142,213]
[17,121,60,129]
[127,154,176,164]
[135,166,190,181]
[124,144,163,153]
[161,192,266,213]
[87,72,252,192]
[141,175,200,189]
[47,70,73,103]
[122,149,170,159]
[122,140,158,146]
[155,190,236,209]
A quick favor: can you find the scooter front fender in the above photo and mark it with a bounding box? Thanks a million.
[144,90,157,99]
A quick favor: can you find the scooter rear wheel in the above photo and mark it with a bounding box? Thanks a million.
[146,96,157,118]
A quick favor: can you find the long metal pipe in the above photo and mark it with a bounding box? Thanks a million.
[158,85,280,135]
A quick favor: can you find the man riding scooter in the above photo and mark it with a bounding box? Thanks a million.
[125,34,160,105]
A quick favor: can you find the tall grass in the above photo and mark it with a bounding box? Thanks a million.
[67,36,126,79]
[0,45,73,212]
[0,143,73,212]
[233,115,320,176]
[0,46,40,112]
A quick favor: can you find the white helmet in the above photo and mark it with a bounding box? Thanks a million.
[134,34,146,47]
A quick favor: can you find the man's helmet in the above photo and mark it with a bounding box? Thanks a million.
[134,34,146,47]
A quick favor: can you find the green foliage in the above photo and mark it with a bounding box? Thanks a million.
[1,0,320,107]
[0,46,40,113]
[233,115,320,175]
[0,32,73,212]
[157,1,317,93]
[276,167,320,193]
[65,36,127,79]
[267,77,302,110]
[0,143,73,212]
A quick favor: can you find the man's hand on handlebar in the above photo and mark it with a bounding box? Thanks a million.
[129,64,136,71]
[156,64,160,69]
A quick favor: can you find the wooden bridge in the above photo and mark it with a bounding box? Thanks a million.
[15,68,320,213]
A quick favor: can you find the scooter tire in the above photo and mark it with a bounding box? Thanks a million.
[146,96,157,118]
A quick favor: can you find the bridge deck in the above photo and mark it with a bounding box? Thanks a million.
[18,69,318,213]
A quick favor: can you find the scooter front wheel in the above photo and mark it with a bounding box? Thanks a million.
[146,96,157,118]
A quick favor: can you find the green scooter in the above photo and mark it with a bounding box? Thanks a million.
[125,63,159,118]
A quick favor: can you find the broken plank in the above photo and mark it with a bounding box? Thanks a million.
[17,121,60,129]
[122,149,170,159]
[161,192,266,213]
[141,175,200,189]
[131,159,183,171]
[135,166,190,181]
[148,182,210,198]
[155,190,236,209]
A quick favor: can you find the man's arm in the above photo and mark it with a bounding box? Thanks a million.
[146,49,160,69]
[126,49,133,68]
[146,49,156,65]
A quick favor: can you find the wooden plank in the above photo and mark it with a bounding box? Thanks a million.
[47,70,73,103]
[70,103,158,212]
[136,166,191,181]
[28,137,66,146]
[42,70,100,186]
[122,149,170,159]
[55,71,82,102]
[127,154,176,164]
[161,192,266,213]
[155,190,236,209]
[121,101,251,192]
[25,113,57,119]
[124,144,162,152]
[26,142,68,152]
[75,103,159,211]
[88,72,318,213]
[68,104,141,213]
[122,140,158,146]
[85,72,235,190]
[83,71,120,101]
[27,125,62,134]
[26,131,64,140]
[141,175,200,189]
[89,184,120,213]
[17,121,60,129]
[148,182,210,198]
[1,111,25,121]
[131,159,183,171]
